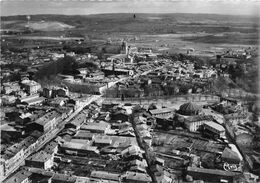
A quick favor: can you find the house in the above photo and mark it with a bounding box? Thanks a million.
[51,173,76,183]
[25,150,54,170]
[77,68,89,75]
[102,68,134,76]
[65,113,86,130]
[22,80,41,94]
[110,110,129,122]
[130,166,147,173]
[187,166,240,183]
[121,145,144,158]
[2,82,21,94]
[5,170,32,183]
[224,112,249,126]
[1,95,16,105]
[221,147,241,164]
[28,111,60,133]
[129,159,148,168]
[52,53,64,61]
[122,171,152,183]
[154,171,175,183]
[73,131,95,140]
[18,94,46,106]
[80,122,110,134]
[42,88,52,98]
[155,157,165,166]
[61,142,99,156]
[43,141,58,155]
[184,115,213,132]
[56,87,69,97]
[90,171,121,181]
[149,108,175,118]
[1,124,24,139]
[49,97,67,107]
[93,138,112,147]
[203,121,226,139]
[155,117,174,129]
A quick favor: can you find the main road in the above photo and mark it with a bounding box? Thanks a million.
[3,67,157,182]
[2,95,101,182]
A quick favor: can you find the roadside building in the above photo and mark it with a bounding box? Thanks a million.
[61,142,99,156]
[110,110,129,122]
[129,159,148,168]
[149,108,175,118]
[49,97,67,107]
[52,53,64,61]
[221,147,241,164]
[184,115,213,132]
[122,171,152,183]
[187,166,240,183]
[5,169,32,183]
[25,150,54,170]
[77,68,89,75]
[80,122,110,134]
[28,111,60,133]
[22,80,41,94]
[42,88,52,98]
[121,145,144,159]
[90,171,121,181]
[54,87,69,97]
[73,131,95,140]
[155,171,175,183]
[65,113,86,130]
[203,121,226,139]
[18,94,45,106]
[43,141,58,155]
[1,124,24,139]
[93,138,112,148]
[224,112,249,126]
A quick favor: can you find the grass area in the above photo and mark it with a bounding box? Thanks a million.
[182,33,259,45]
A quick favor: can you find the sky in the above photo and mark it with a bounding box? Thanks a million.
[1,0,260,17]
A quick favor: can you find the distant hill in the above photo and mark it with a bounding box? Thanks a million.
[1,20,74,31]
[1,13,258,34]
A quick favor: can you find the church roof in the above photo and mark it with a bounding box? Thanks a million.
[179,102,202,113]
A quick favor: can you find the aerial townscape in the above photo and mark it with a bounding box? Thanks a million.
[0,1,260,183]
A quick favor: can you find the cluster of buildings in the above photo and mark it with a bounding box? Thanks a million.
[105,58,218,98]
[1,36,259,183]
[3,101,156,182]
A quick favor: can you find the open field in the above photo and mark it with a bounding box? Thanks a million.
[1,13,259,46]
[1,13,258,58]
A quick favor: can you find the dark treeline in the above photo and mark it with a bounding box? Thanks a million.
[35,56,99,80]
[158,53,210,69]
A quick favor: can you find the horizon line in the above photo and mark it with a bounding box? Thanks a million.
[2,12,259,18]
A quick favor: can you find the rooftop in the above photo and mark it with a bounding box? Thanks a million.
[204,121,225,132]
[185,115,213,123]
[187,166,241,177]
[35,111,60,126]
[73,130,95,139]
[26,150,52,162]
[179,102,202,113]
[150,108,175,115]
[62,141,98,152]
[90,171,121,181]
[5,170,32,183]
[69,113,86,126]
[123,171,152,182]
